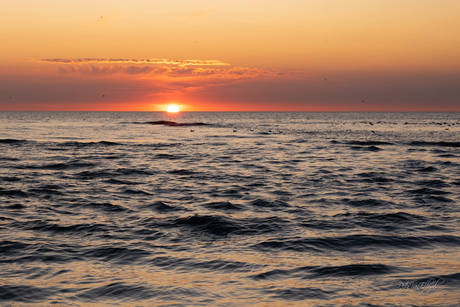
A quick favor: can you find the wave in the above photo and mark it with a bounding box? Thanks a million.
[254,234,460,252]
[82,246,151,264]
[143,201,185,212]
[173,214,241,237]
[265,286,333,301]
[0,285,56,303]
[409,141,460,147]
[252,263,401,280]
[0,139,27,144]
[61,141,121,147]
[346,141,394,146]
[144,120,211,127]
[0,188,28,197]
[75,282,156,301]
[202,201,246,211]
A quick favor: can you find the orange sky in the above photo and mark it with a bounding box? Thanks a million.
[1,0,459,111]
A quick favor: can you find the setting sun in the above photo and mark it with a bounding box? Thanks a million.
[166,105,180,113]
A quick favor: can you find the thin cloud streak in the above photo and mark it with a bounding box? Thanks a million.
[39,58,229,67]
[56,64,298,79]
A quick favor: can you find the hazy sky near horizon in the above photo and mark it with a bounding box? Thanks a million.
[1,0,459,111]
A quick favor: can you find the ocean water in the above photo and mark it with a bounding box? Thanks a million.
[0,111,459,307]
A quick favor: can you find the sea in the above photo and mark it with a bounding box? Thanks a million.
[0,111,459,307]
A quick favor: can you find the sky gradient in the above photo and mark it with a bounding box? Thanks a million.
[1,0,459,111]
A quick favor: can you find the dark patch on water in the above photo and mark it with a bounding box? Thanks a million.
[409,188,449,195]
[75,282,155,301]
[0,188,28,197]
[0,139,27,144]
[60,141,121,147]
[357,172,392,183]
[155,153,185,160]
[202,201,245,211]
[144,201,183,212]
[299,218,355,231]
[341,198,395,208]
[29,186,63,196]
[409,141,460,147]
[351,211,426,231]
[0,157,20,161]
[418,179,450,188]
[252,263,400,281]
[346,141,393,146]
[82,246,151,264]
[23,221,107,236]
[174,215,241,237]
[248,199,291,208]
[417,166,438,172]
[255,234,460,253]
[0,285,56,302]
[77,202,127,212]
[436,272,460,287]
[74,170,115,180]
[309,263,399,278]
[242,216,291,235]
[105,178,139,185]
[149,256,254,273]
[168,169,196,175]
[121,188,152,196]
[144,120,210,127]
[5,204,26,210]
[0,176,21,182]
[117,168,155,176]
[350,145,382,151]
[265,286,333,301]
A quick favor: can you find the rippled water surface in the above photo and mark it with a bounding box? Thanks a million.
[1,112,459,306]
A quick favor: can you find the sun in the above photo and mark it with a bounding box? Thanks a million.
[166,105,180,113]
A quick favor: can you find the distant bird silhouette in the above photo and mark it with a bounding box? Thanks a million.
[102,95,105,97]
[190,129,194,132]
[325,79,327,81]
[233,129,237,132]
[10,97,12,99]
[268,129,272,133]
[362,100,364,102]
[371,130,376,134]
[369,122,373,125]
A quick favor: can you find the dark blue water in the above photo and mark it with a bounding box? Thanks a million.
[1,112,459,306]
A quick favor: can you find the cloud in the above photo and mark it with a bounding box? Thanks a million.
[55,64,297,80]
[184,10,212,21]
[38,58,304,80]
[39,58,229,67]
